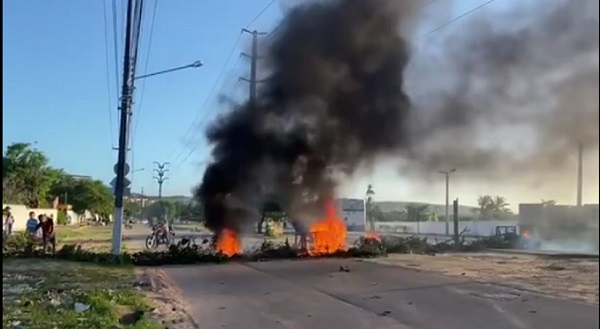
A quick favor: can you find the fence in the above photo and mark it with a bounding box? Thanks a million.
[374,220,519,236]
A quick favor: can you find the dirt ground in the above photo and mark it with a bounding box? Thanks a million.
[3,259,160,328]
[138,268,200,329]
[368,252,599,305]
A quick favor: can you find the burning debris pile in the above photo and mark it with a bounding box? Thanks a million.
[196,0,598,254]
[195,0,411,253]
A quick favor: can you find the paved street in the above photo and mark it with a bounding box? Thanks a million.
[161,258,599,329]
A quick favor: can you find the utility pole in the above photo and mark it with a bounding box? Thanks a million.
[240,29,268,110]
[576,141,583,207]
[153,161,170,199]
[453,198,459,246]
[139,187,145,221]
[112,0,143,255]
[439,169,456,235]
[240,28,267,233]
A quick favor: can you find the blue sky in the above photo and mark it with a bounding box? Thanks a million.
[3,0,596,208]
[3,0,284,197]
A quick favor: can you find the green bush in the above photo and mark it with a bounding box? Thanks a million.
[2,232,510,267]
[56,211,67,225]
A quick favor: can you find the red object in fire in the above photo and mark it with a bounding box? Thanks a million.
[522,230,530,238]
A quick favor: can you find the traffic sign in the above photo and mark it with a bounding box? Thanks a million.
[113,162,130,176]
[110,177,131,196]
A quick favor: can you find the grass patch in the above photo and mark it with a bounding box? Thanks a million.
[2,259,161,329]
[56,225,113,242]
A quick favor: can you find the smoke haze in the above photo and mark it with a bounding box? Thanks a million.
[403,0,599,183]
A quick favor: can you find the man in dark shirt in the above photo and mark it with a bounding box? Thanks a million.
[38,215,56,254]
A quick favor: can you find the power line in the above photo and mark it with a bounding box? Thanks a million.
[168,33,242,165]
[130,0,160,177]
[418,0,498,39]
[102,0,116,147]
[169,66,240,173]
[246,0,276,28]
[111,0,121,98]
[168,2,276,172]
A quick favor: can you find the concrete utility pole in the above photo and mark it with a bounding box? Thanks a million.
[112,0,144,255]
[153,161,170,199]
[453,198,459,245]
[439,168,456,235]
[239,28,267,233]
[139,187,145,220]
[240,28,268,111]
[577,141,583,207]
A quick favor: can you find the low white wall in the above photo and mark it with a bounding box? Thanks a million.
[375,220,519,236]
[3,204,84,231]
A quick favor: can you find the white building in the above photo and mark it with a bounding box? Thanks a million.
[335,198,366,232]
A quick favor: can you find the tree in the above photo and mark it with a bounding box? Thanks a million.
[475,195,512,220]
[405,204,431,222]
[491,196,512,219]
[2,143,60,207]
[124,200,142,219]
[50,177,114,217]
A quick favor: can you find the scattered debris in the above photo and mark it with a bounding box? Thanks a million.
[74,302,90,312]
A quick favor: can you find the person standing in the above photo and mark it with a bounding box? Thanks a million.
[39,214,56,254]
[3,207,15,235]
[25,211,39,236]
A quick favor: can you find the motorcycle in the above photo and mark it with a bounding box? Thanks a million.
[145,224,174,249]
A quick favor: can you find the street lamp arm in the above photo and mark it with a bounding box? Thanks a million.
[134,61,203,80]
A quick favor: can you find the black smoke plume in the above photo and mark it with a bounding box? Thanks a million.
[195,0,411,233]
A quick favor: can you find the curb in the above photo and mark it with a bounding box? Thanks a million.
[486,248,599,259]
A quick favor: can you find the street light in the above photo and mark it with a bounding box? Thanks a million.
[134,60,203,80]
[112,59,204,255]
[439,168,456,235]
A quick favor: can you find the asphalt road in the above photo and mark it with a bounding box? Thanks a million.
[161,259,599,329]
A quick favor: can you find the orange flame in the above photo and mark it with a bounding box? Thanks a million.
[365,231,381,242]
[216,228,241,256]
[309,201,347,255]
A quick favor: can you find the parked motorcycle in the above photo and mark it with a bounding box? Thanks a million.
[145,224,174,249]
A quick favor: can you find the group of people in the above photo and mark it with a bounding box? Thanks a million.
[26,211,57,253]
[3,207,57,253]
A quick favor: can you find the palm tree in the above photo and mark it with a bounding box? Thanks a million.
[365,184,375,204]
[491,196,512,219]
[474,195,494,220]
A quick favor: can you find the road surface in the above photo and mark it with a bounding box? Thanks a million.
[159,258,599,329]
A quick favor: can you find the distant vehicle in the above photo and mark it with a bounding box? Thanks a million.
[495,225,540,249]
[145,224,174,249]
